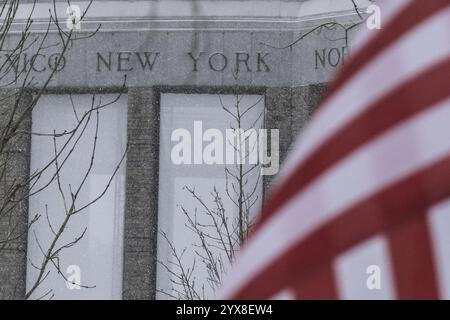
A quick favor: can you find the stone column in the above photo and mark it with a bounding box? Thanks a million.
[0,89,32,299]
[122,87,159,300]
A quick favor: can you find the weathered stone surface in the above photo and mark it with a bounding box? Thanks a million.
[122,88,159,300]
[1,18,361,88]
[263,84,327,190]
[0,90,32,300]
[0,0,363,299]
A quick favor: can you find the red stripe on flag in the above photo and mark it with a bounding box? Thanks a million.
[292,264,338,300]
[387,214,439,299]
[231,155,450,299]
[257,57,450,229]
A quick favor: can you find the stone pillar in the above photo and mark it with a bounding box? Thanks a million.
[122,88,159,300]
[0,89,32,299]
[263,84,328,194]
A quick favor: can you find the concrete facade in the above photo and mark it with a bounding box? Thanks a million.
[0,0,367,299]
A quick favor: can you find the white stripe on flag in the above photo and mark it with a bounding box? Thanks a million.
[334,235,396,300]
[268,288,295,300]
[428,198,450,299]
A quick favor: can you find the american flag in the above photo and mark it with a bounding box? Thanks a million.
[220,0,450,300]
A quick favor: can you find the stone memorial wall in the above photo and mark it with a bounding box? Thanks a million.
[0,0,369,299]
